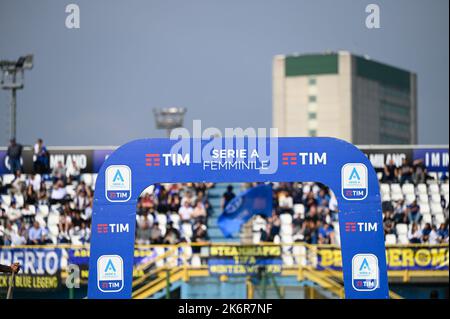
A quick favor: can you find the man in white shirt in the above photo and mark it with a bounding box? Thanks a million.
[178,201,193,222]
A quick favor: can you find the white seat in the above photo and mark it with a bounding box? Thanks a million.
[293,245,307,266]
[390,183,402,195]
[252,233,261,243]
[418,194,429,204]
[47,212,60,226]
[441,183,449,195]
[396,223,408,236]
[405,194,416,205]
[182,223,193,238]
[281,224,293,235]
[430,203,443,215]
[434,214,445,225]
[280,213,293,225]
[397,235,409,244]
[14,194,24,208]
[281,235,293,243]
[391,192,403,201]
[417,184,428,195]
[385,234,397,245]
[421,213,432,225]
[429,184,440,195]
[381,193,391,202]
[156,214,167,226]
[2,174,15,185]
[420,204,430,214]
[430,194,441,205]
[293,204,305,215]
[169,214,180,227]
[402,184,415,195]
[1,195,12,206]
[191,255,202,267]
[81,174,93,187]
[380,184,390,195]
[252,219,266,232]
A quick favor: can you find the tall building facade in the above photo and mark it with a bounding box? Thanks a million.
[273,51,417,144]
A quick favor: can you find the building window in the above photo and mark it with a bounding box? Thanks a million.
[308,112,317,120]
[308,95,317,102]
[308,78,317,86]
[308,129,317,137]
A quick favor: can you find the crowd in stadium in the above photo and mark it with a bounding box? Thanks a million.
[246,159,449,246]
[0,138,449,247]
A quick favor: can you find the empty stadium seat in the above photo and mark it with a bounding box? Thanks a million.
[182,223,193,238]
[385,234,397,245]
[281,224,293,235]
[156,214,167,226]
[441,183,449,195]
[38,205,50,217]
[252,232,261,244]
[434,214,445,226]
[430,203,443,215]
[1,194,12,206]
[402,183,415,195]
[420,204,431,214]
[417,183,428,195]
[397,235,409,244]
[418,193,429,204]
[280,213,293,225]
[381,193,391,202]
[396,223,408,236]
[430,194,441,205]
[405,194,416,205]
[422,213,432,225]
[282,255,294,266]
[429,184,440,195]
[390,183,402,194]
[2,174,15,185]
[380,183,390,195]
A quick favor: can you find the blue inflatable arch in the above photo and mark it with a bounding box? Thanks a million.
[87,137,389,299]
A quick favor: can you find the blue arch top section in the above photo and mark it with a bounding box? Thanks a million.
[87,137,389,299]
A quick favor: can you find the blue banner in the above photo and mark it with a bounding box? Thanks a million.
[218,184,272,238]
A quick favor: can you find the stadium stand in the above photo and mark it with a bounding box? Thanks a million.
[0,162,448,247]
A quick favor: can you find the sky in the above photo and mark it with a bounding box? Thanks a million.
[0,0,448,146]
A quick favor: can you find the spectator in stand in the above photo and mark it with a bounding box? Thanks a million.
[318,222,335,244]
[412,159,427,184]
[52,161,67,183]
[136,211,153,245]
[7,138,23,174]
[383,159,398,183]
[49,180,68,205]
[6,202,22,222]
[192,222,209,243]
[399,158,414,185]
[260,224,272,242]
[163,221,181,244]
[74,189,89,212]
[393,200,407,224]
[28,221,46,245]
[421,223,433,243]
[437,223,449,243]
[33,138,49,174]
[221,185,236,210]
[408,223,422,243]
[25,184,38,206]
[192,201,207,224]
[66,160,81,182]
[149,222,162,244]
[179,200,193,223]
[407,200,421,224]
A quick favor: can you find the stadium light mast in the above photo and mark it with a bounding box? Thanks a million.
[153,107,187,137]
[0,54,34,140]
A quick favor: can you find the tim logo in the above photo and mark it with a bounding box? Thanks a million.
[342,163,368,200]
[145,153,190,167]
[281,152,327,166]
[345,222,378,232]
[352,254,379,291]
[97,223,129,234]
[105,165,131,202]
[97,255,124,293]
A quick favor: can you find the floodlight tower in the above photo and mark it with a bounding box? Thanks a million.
[0,54,34,140]
[153,107,187,137]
